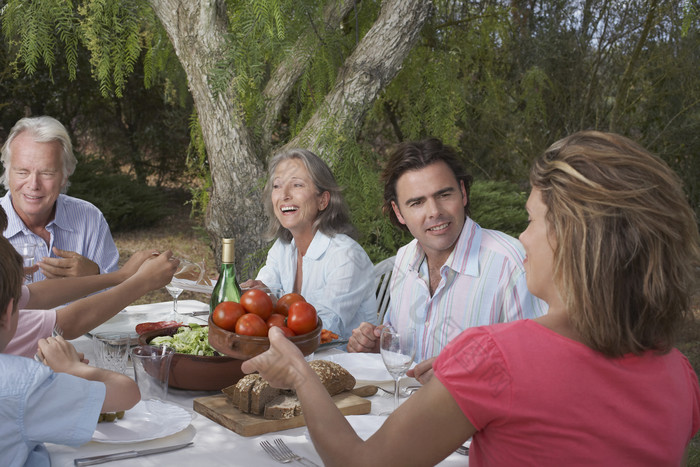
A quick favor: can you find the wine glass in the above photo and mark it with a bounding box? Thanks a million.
[165,259,203,320]
[380,325,416,412]
[15,243,37,283]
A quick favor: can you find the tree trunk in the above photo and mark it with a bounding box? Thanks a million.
[150,0,432,273]
[149,0,267,271]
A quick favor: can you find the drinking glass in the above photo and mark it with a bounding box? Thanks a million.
[15,243,37,283]
[165,259,203,320]
[380,325,416,412]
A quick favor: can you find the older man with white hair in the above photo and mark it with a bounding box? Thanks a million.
[0,116,118,280]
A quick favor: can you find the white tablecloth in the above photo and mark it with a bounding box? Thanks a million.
[46,301,468,466]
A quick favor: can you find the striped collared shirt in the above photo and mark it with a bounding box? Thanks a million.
[1,193,119,281]
[385,217,547,362]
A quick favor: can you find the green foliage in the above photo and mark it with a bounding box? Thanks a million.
[68,155,170,231]
[470,181,529,238]
[1,0,78,79]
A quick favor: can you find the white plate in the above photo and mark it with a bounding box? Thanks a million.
[321,353,395,382]
[89,301,210,335]
[92,400,193,443]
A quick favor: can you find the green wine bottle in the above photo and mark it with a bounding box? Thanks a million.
[209,238,242,313]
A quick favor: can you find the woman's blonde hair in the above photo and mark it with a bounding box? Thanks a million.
[530,130,700,357]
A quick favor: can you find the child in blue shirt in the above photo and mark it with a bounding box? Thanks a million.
[0,229,140,467]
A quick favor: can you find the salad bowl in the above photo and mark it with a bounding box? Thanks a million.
[138,324,244,391]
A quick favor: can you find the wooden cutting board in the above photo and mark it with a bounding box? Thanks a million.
[193,392,371,437]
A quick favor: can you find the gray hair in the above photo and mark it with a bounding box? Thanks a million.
[263,148,357,242]
[1,116,77,193]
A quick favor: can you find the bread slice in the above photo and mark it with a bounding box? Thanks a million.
[264,394,302,420]
[308,360,356,396]
[250,379,284,415]
[235,374,262,413]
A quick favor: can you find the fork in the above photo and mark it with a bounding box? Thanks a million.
[260,439,320,467]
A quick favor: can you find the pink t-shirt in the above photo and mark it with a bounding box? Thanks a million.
[5,286,57,358]
[434,320,700,466]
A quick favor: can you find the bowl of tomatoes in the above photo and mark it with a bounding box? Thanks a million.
[208,289,322,360]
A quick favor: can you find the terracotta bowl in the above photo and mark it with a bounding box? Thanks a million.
[207,315,322,360]
[137,325,244,391]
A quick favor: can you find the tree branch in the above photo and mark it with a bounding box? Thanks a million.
[285,0,433,162]
[261,0,357,153]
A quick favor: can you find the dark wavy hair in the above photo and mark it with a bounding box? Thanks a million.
[263,149,357,242]
[381,139,473,231]
[530,130,700,357]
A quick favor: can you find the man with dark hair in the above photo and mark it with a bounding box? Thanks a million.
[348,139,546,382]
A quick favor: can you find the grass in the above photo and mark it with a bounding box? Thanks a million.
[113,198,700,462]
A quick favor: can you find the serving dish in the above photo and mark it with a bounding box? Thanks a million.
[207,315,322,360]
[138,325,245,391]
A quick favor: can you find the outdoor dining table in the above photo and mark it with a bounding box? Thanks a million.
[45,300,468,466]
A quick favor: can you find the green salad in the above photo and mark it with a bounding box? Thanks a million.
[150,323,217,356]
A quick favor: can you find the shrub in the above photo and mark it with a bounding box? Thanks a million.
[470,180,529,238]
[67,155,170,231]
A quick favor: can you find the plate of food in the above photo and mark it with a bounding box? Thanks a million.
[92,400,193,443]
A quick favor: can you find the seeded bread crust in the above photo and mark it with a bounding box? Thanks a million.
[308,360,356,396]
[230,374,261,412]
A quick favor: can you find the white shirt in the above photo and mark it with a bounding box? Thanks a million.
[256,230,378,339]
[1,193,119,281]
[385,218,548,361]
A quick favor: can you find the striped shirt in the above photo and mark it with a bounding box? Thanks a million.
[1,193,119,281]
[385,217,547,362]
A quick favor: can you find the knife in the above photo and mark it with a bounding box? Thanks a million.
[73,441,193,466]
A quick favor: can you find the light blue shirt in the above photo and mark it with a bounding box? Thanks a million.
[256,231,377,339]
[0,354,105,467]
[386,218,548,362]
[1,193,119,281]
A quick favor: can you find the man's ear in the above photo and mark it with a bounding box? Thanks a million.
[391,201,407,225]
[460,180,468,207]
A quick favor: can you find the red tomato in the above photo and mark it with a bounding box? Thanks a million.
[274,293,305,317]
[212,302,245,332]
[240,289,274,320]
[278,326,295,338]
[266,313,286,329]
[287,301,318,335]
[235,313,268,337]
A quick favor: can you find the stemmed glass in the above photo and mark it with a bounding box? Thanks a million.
[15,243,37,283]
[380,325,416,412]
[165,259,203,320]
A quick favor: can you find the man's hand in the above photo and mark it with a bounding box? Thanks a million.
[347,322,383,353]
[406,357,436,384]
[39,247,100,278]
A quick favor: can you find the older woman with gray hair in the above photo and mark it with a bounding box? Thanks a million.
[241,149,377,339]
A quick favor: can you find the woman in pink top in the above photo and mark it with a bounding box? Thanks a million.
[242,131,700,466]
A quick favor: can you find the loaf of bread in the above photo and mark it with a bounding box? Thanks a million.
[223,359,357,418]
[308,360,356,396]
